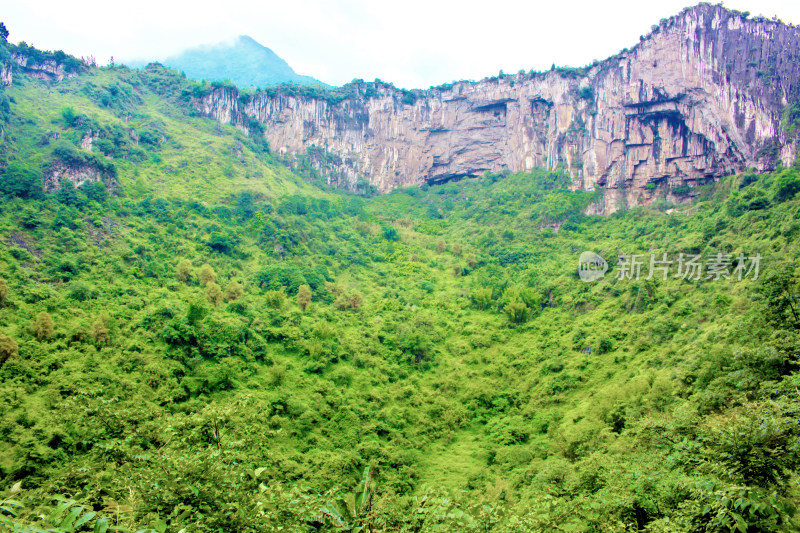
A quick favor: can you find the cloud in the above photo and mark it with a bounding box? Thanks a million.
[2,0,799,88]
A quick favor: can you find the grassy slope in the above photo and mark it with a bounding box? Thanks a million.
[4,64,315,201]
[1,56,800,532]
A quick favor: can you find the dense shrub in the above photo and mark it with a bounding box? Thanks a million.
[0,332,18,367]
[33,311,54,340]
[773,169,800,202]
[0,162,44,199]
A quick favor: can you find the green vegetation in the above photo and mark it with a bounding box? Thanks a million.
[1,34,800,533]
[782,97,800,142]
[257,78,419,106]
[7,41,86,74]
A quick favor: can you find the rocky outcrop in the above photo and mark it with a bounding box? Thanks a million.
[43,148,119,193]
[11,52,81,82]
[198,4,799,213]
[0,63,10,86]
[1,41,87,85]
[43,161,110,192]
[80,131,99,151]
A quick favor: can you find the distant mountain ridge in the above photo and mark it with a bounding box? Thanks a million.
[152,35,325,88]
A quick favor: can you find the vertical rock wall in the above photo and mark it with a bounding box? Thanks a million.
[197,4,800,213]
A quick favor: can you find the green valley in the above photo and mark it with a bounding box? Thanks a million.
[1,22,800,533]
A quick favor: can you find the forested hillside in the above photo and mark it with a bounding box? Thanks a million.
[1,31,800,533]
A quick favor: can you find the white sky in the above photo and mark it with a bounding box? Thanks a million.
[2,0,799,89]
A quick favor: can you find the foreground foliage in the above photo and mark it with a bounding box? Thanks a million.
[1,36,800,532]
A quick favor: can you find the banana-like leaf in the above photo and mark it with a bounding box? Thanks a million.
[0,498,24,517]
[73,511,96,530]
[46,498,75,526]
[355,466,372,513]
[320,505,346,527]
[61,506,84,529]
[334,498,353,523]
[94,518,109,533]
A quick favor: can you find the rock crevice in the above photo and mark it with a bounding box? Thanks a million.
[197,4,800,213]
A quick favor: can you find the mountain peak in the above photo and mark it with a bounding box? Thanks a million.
[160,35,324,89]
[235,35,262,46]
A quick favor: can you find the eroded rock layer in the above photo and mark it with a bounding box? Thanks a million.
[197,4,800,213]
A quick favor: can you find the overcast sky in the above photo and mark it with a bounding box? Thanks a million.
[2,0,799,89]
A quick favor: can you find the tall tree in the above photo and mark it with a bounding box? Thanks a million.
[33,311,54,340]
[198,263,216,286]
[297,284,312,312]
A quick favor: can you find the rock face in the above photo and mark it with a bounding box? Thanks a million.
[80,131,99,151]
[0,63,10,86]
[43,160,110,192]
[11,53,80,82]
[198,4,799,213]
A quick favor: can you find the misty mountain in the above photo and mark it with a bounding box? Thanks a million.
[156,35,325,88]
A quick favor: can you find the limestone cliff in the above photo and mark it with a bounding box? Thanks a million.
[43,160,111,192]
[11,53,77,82]
[198,4,800,213]
[43,142,119,193]
[0,63,11,86]
[1,44,87,86]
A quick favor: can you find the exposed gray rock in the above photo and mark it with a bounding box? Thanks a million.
[197,5,799,213]
[43,159,118,193]
[11,53,80,82]
[80,131,99,151]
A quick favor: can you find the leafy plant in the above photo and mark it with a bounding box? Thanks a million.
[320,467,377,532]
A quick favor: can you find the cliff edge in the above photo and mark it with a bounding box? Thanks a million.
[196,4,800,213]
